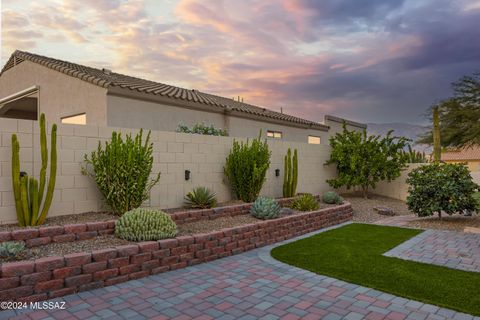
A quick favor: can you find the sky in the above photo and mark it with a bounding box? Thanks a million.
[1,0,480,125]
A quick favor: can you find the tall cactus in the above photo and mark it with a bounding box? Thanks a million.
[433,106,441,162]
[11,113,57,226]
[283,148,298,198]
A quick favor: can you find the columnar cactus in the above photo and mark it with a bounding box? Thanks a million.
[433,106,441,162]
[283,148,298,198]
[12,113,57,226]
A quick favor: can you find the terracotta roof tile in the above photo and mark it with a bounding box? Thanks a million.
[441,147,480,161]
[1,50,329,130]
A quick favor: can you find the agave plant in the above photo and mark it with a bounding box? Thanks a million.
[184,187,217,209]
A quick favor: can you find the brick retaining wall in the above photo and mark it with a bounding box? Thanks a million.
[0,203,352,302]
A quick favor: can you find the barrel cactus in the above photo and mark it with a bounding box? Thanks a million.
[115,208,178,241]
[322,191,344,204]
[250,197,280,220]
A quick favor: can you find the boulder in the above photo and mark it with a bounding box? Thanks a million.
[373,206,395,216]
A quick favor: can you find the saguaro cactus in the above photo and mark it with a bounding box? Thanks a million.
[433,106,441,162]
[283,148,298,198]
[12,113,57,226]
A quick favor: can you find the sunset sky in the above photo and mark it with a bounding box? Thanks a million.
[1,0,479,124]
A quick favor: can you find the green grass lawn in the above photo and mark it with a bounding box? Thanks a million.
[271,223,480,316]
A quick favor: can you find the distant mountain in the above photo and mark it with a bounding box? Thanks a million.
[366,123,431,152]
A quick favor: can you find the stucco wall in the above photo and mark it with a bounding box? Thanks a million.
[0,60,107,125]
[0,118,337,224]
[372,164,423,201]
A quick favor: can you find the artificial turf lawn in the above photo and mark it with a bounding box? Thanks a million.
[271,223,480,316]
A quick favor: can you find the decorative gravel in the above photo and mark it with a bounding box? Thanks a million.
[342,193,413,223]
[0,212,117,232]
[407,214,480,232]
[0,235,132,264]
[177,215,261,235]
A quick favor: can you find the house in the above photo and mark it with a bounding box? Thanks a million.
[0,50,366,142]
[441,147,480,171]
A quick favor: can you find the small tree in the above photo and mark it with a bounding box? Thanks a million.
[224,134,270,202]
[406,163,478,219]
[326,125,409,198]
[83,130,160,215]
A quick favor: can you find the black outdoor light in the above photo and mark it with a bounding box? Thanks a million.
[275,169,280,177]
[185,170,191,181]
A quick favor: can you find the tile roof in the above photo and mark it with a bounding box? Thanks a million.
[441,147,480,161]
[2,50,328,130]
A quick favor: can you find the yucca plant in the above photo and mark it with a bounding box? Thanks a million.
[184,187,217,209]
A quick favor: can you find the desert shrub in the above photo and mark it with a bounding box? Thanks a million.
[406,163,479,218]
[251,197,280,220]
[291,194,320,211]
[177,123,228,136]
[185,187,217,209]
[0,241,25,261]
[322,191,344,204]
[83,130,160,215]
[224,134,270,202]
[115,208,177,241]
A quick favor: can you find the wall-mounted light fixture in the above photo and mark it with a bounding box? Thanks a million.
[275,169,280,177]
[185,170,191,181]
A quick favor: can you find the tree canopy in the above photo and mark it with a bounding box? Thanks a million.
[418,73,480,148]
[326,125,409,198]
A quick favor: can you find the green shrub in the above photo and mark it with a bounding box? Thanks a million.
[83,130,160,215]
[291,194,320,211]
[0,241,25,261]
[185,187,217,209]
[115,208,177,241]
[177,123,228,136]
[406,163,479,218]
[250,197,280,220]
[224,134,271,202]
[322,191,344,204]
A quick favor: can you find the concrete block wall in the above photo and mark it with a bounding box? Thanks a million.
[372,164,423,201]
[0,118,337,223]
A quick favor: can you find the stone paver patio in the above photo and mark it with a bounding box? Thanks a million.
[2,223,479,320]
[384,229,480,273]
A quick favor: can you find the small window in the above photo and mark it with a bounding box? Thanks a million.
[267,130,282,139]
[61,113,86,125]
[308,135,321,144]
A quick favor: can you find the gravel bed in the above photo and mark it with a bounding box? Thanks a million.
[407,214,480,232]
[342,193,413,223]
[0,235,132,264]
[0,212,118,232]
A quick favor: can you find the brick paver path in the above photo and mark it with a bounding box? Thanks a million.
[2,224,479,320]
[384,229,480,273]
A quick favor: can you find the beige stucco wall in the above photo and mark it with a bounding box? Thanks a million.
[372,164,423,201]
[0,60,108,125]
[0,118,337,224]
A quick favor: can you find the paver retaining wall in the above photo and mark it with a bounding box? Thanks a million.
[0,202,352,302]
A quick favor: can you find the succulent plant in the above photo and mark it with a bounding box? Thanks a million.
[322,191,344,205]
[184,187,217,209]
[115,208,178,241]
[250,197,280,220]
[291,193,320,211]
[0,241,26,260]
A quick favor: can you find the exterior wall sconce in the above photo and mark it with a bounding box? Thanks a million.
[185,170,191,181]
[275,169,280,177]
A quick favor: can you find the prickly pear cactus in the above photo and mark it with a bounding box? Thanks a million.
[250,197,281,220]
[115,208,178,241]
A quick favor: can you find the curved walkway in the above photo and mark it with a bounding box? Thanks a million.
[2,223,478,320]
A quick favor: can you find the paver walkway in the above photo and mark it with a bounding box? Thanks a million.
[2,223,479,320]
[384,229,480,272]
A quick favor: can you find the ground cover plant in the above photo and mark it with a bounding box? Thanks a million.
[83,129,160,215]
[271,223,480,316]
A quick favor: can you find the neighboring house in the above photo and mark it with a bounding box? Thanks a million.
[441,147,480,171]
[0,50,366,143]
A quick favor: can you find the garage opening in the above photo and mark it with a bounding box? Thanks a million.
[0,86,39,120]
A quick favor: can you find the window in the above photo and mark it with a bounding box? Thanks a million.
[308,135,321,145]
[267,130,282,139]
[61,113,86,125]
